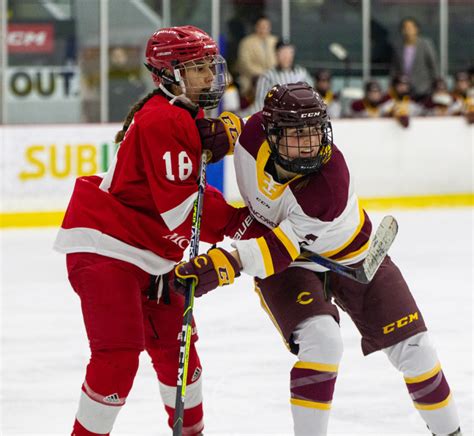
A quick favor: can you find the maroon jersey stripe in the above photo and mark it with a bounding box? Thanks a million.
[329,211,372,261]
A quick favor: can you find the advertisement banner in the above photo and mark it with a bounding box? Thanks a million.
[7,23,55,54]
[1,125,120,213]
[6,66,81,102]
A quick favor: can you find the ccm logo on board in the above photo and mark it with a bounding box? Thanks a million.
[8,24,55,53]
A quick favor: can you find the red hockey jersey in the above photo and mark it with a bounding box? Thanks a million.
[54,94,254,275]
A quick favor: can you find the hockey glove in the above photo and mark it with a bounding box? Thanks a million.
[196,111,242,163]
[174,247,241,297]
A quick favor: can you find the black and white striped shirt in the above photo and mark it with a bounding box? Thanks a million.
[253,66,314,111]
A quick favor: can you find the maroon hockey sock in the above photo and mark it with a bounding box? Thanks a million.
[405,364,451,409]
[290,361,338,409]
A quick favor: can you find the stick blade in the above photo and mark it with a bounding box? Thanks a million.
[358,215,398,282]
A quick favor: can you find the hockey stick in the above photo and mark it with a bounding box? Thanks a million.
[173,151,210,436]
[299,215,398,284]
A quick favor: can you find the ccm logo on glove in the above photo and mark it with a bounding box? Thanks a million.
[174,247,241,297]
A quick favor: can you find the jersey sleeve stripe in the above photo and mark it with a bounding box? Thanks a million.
[319,203,365,258]
[333,238,370,261]
[273,226,300,260]
[256,236,275,276]
[160,191,198,231]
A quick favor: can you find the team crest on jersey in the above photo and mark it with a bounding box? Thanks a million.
[256,142,301,200]
[300,234,318,247]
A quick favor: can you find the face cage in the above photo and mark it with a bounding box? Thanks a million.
[175,54,228,109]
[267,122,333,175]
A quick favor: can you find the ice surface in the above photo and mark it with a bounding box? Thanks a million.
[1,209,472,435]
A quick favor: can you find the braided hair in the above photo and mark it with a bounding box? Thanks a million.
[114,88,161,143]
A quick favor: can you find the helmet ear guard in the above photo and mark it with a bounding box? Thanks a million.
[144,63,177,86]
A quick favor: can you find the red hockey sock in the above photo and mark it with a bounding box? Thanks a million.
[72,349,140,435]
[148,343,204,434]
[72,418,109,436]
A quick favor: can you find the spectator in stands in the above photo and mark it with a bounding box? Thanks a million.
[382,74,423,128]
[314,69,341,118]
[423,78,457,116]
[349,80,390,118]
[390,17,439,101]
[451,71,474,121]
[251,39,313,112]
[236,16,278,102]
[109,47,147,122]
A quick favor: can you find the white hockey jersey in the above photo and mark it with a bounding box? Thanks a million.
[232,112,373,278]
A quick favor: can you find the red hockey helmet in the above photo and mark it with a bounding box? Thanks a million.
[145,25,227,109]
[262,82,333,175]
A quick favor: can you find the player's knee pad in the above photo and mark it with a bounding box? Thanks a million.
[76,349,140,435]
[85,349,140,399]
[384,331,438,376]
[293,315,343,364]
[147,341,202,386]
[290,315,342,411]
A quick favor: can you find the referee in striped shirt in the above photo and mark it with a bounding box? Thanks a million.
[252,39,314,112]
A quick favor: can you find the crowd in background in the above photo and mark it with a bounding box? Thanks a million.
[220,16,474,127]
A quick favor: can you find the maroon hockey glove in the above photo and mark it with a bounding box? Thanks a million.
[174,247,241,297]
[196,112,242,163]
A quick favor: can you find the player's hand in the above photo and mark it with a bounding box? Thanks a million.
[174,247,241,297]
[196,112,242,163]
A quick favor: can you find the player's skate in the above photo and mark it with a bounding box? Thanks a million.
[431,426,462,435]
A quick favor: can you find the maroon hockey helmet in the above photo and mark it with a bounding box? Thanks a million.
[145,25,227,108]
[262,82,333,175]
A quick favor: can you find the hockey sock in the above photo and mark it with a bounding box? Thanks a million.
[72,349,140,436]
[384,332,460,435]
[290,361,338,435]
[148,343,204,435]
[290,315,343,436]
[404,363,460,434]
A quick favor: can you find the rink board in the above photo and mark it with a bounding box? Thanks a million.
[0,117,472,228]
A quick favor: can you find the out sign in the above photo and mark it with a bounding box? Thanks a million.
[7,66,80,101]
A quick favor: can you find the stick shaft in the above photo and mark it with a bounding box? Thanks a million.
[172,152,209,435]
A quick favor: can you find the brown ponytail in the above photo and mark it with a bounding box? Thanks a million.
[114,88,161,143]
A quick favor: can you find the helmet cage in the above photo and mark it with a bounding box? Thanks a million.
[176,54,228,109]
[265,113,333,175]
